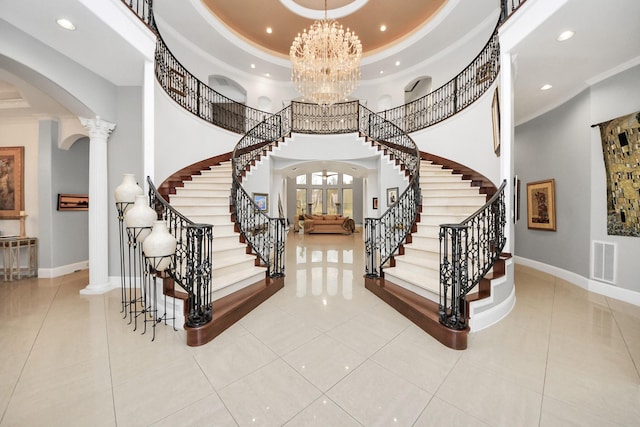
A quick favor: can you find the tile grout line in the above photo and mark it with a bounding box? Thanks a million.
[190,355,242,427]
[605,297,640,379]
[103,289,119,426]
[537,277,558,427]
[0,278,63,425]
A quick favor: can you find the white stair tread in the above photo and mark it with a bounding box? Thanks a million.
[384,267,440,295]
[211,266,266,293]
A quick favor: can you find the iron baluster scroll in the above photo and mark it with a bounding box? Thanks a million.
[147,177,214,328]
[231,108,291,278]
[439,180,507,330]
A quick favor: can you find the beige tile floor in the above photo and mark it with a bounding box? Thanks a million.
[1,232,639,426]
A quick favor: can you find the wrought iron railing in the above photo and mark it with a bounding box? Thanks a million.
[438,180,507,330]
[377,29,500,133]
[231,110,291,277]
[500,0,528,23]
[121,0,523,137]
[121,0,155,29]
[147,177,213,327]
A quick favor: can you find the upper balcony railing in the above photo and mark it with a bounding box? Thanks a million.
[121,0,526,136]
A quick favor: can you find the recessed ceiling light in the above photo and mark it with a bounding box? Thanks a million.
[395,61,400,66]
[266,27,273,34]
[379,70,384,74]
[265,73,270,77]
[557,30,574,41]
[380,24,387,32]
[540,84,553,91]
[56,18,76,31]
[250,63,256,69]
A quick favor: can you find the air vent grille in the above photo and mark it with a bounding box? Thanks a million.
[592,241,615,284]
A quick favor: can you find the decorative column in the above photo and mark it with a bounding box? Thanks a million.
[80,116,117,295]
[499,51,515,254]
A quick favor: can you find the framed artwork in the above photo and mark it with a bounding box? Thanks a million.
[513,176,521,224]
[491,87,501,156]
[372,197,378,209]
[0,146,25,219]
[252,193,268,213]
[386,187,398,206]
[58,194,89,211]
[527,179,556,231]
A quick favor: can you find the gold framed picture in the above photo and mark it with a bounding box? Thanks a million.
[527,179,556,231]
[0,146,25,219]
[491,87,501,156]
[386,187,398,206]
[252,193,268,213]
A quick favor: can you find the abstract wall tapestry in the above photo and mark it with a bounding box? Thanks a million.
[597,110,640,237]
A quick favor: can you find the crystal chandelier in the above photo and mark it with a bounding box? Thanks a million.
[289,0,362,106]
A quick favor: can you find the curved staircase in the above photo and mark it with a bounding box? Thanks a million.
[383,160,488,301]
[168,161,267,300]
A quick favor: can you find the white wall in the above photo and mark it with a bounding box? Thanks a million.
[154,84,241,183]
[412,83,501,185]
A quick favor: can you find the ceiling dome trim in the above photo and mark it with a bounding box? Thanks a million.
[278,0,369,19]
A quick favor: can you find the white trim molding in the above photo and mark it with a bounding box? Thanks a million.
[38,261,89,279]
[515,256,640,306]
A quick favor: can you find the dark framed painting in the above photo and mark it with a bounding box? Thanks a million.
[252,193,268,213]
[372,197,378,209]
[527,179,556,231]
[386,187,398,206]
[0,146,25,219]
[492,87,501,156]
[58,194,89,211]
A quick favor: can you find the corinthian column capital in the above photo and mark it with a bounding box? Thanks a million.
[80,116,116,139]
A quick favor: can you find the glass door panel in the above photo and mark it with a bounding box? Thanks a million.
[327,188,339,215]
[296,189,307,217]
[311,188,323,215]
[342,189,353,219]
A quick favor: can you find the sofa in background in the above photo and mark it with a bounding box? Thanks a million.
[303,214,355,234]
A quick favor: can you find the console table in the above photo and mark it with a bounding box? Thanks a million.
[0,237,38,281]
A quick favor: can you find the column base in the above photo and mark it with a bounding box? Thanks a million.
[80,281,118,295]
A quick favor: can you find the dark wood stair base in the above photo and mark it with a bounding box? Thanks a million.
[185,276,284,346]
[365,277,468,350]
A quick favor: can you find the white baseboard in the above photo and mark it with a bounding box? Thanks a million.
[469,284,516,332]
[514,256,640,306]
[38,260,89,278]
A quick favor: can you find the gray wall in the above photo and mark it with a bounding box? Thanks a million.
[589,65,640,292]
[37,120,56,269]
[108,86,144,277]
[515,65,640,292]
[515,90,591,277]
[51,136,89,267]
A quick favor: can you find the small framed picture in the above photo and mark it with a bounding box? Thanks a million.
[372,197,378,209]
[526,179,556,231]
[58,194,89,211]
[252,193,268,213]
[386,187,398,206]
